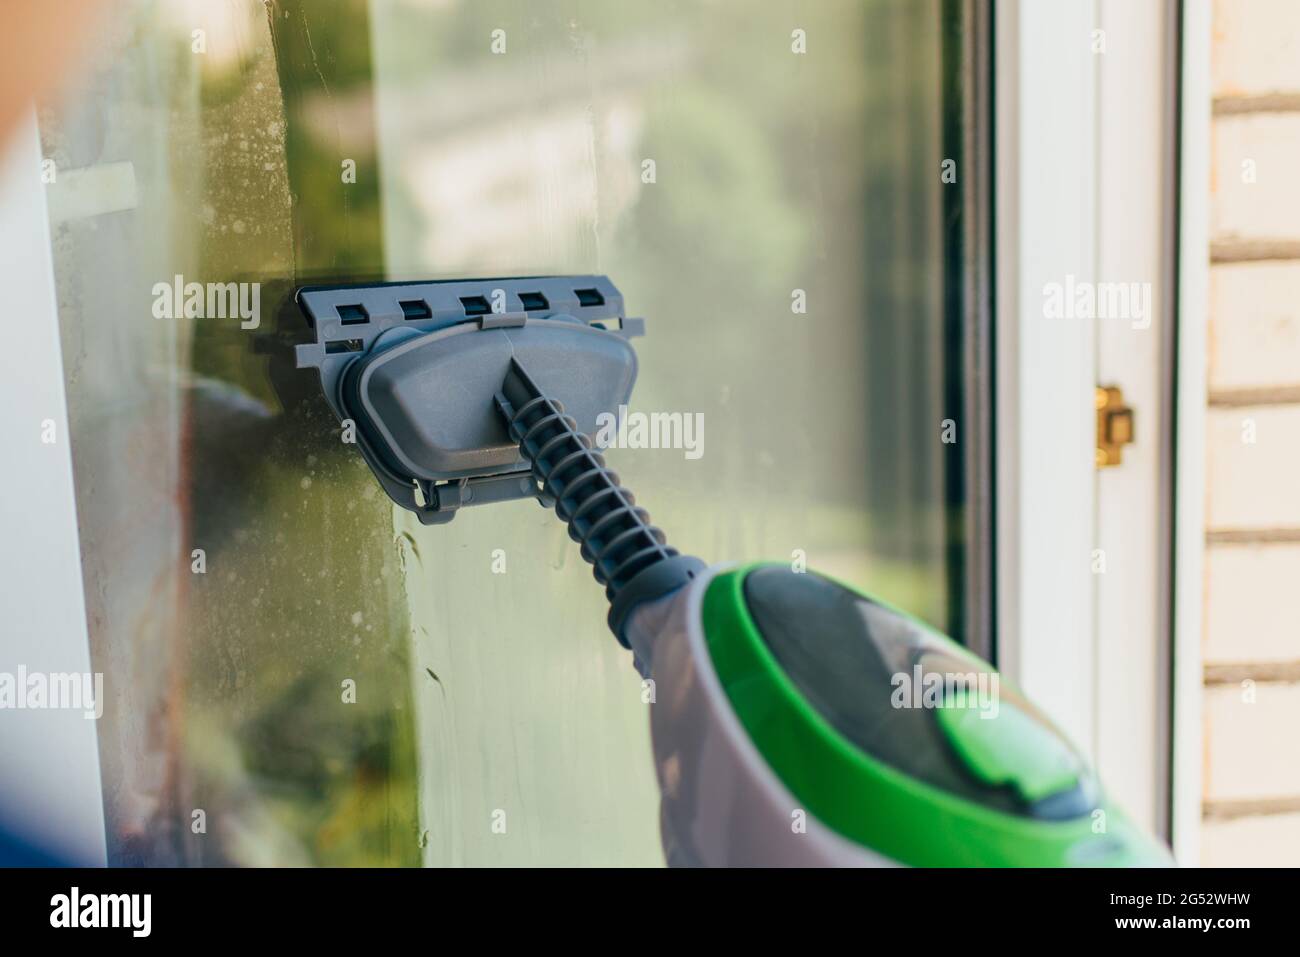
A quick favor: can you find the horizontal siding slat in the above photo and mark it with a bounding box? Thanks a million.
[1205,683,1300,801]
[1212,0,1300,98]
[1201,812,1300,866]
[1212,114,1300,242]
[1205,543,1300,664]
[1206,406,1300,529]
[1210,263,1300,391]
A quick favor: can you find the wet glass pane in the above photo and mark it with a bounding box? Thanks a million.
[41,0,970,865]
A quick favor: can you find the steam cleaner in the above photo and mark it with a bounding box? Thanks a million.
[295,275,1173,867]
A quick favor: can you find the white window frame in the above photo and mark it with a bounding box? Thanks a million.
[995,0,1100,759]
[995,0,1201,857]
[1172,0,1211,868]
[0,111,107,865]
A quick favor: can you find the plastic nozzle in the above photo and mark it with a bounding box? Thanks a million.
[495,358,702,643]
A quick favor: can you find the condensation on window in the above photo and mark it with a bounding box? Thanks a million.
[42,0,417,866]
[369,0,955,866]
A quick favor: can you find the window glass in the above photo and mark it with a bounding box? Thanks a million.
[42,0,971,865]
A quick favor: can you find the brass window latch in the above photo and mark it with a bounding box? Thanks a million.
[1095,385,1135,468]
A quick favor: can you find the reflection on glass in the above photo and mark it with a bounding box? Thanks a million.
[44,0,415,866]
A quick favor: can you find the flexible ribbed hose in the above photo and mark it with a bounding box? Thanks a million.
[495,358,682,604]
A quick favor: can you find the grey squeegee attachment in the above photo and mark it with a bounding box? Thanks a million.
[295,276,646,525]
[297,275,703,641]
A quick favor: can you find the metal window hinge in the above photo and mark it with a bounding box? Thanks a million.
[1095,385,1135,468]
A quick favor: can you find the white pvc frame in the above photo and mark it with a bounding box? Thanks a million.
[995,0,1100,756]
[1171,0,1210,868]
[0,111,107,865]
[997,0,1206,862]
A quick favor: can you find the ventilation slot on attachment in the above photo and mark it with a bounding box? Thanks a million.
[460,296,491,316]
[575,288,604,307]
[518,291,549,311]
[400,299,432,320]
[337,304,369,324]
